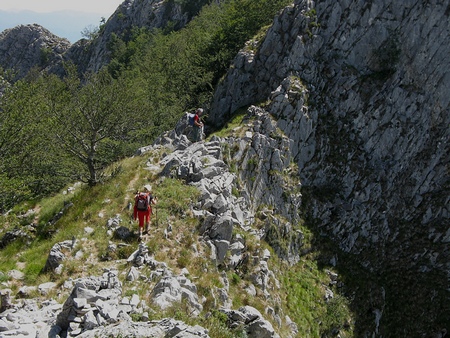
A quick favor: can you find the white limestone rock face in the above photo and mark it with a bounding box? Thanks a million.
[151,275,203,316]
[208,0,449,336]
[0,24,70,78]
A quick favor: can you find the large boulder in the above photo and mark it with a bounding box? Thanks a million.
[221,306,280,338]
[151,275,203,316]
[42,239,77,273]
[56,269,122,330]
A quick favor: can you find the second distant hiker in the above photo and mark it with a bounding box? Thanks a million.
[133,184,157,238]
[193,108,204,142]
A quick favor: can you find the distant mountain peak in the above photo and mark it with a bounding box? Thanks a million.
[0,9,106,43]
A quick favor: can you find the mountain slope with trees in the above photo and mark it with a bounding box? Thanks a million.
[0,0,291,212]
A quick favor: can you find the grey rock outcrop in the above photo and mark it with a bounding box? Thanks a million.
[151,275,203,316]
[42,239,77,273]
[75,318,210,338]
[126,243,204,316]
[0,227,31,249]
[157,136,251,265]
[0,269,210,338]
[140,120,292,335]
[156,111,304,265]
[55,269,123,330]
[0,24,70,79]
[220,306,280,338]
[209,0,449,335]
[0,298,62,337]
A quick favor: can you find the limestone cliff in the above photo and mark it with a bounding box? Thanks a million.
[0,24,70,79]
[209,0,449,336]
[68,0,191,74]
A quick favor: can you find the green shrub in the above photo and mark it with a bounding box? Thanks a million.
[231,272,241,285]
[322,294,352,336]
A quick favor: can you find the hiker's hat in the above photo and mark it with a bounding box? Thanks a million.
[143,184,152,192]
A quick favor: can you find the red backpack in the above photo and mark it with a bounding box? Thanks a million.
[136,193,149,211]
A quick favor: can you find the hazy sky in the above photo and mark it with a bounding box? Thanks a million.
[0,0,124,15]
[0,1,125,42]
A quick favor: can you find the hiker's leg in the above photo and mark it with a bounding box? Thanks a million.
[193,126,199,142]
[187,126,193,142]
[144,210,150,233]
[137,211,145,236]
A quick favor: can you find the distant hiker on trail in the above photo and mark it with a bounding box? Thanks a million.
[133,184,157,238]
[193,108,204,142]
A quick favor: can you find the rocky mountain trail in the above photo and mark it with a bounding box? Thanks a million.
[1,0,448,335]
[0,111,302,337]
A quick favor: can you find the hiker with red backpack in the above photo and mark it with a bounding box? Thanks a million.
[133,184,157,238]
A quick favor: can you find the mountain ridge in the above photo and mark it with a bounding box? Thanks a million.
[0,9,106,43]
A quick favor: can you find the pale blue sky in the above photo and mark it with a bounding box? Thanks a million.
[0,0,124,15]
[0,0,125,42]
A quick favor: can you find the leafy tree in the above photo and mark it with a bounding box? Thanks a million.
[118,0,291,116]
[0,79,41,210]
[119,3,223,116]
[107,28,153,79]
[81,24,100,40]
[44,65,142,186]
[203,0,292,84]
[0,76,71,211]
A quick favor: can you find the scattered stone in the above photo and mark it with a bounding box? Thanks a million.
[7,270,24,280]
[126,266,140,282]
[43,239,76,273]
[38,282,57,296]
[0,289,13,312]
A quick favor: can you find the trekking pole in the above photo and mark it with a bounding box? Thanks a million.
[155,205,158,227]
